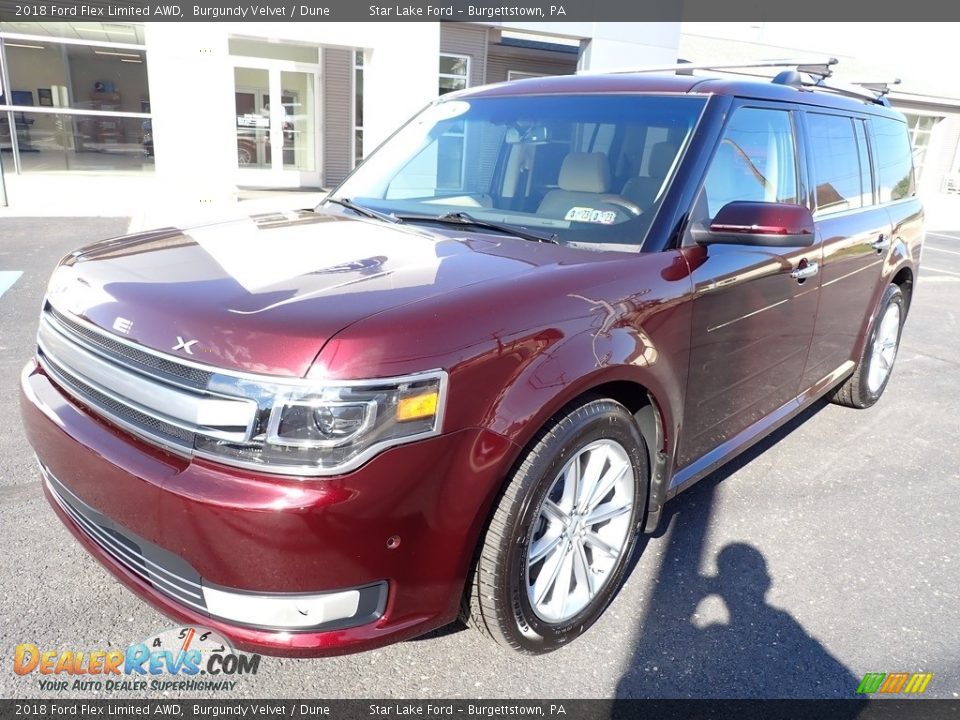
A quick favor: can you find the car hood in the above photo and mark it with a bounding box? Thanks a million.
[48,209,562,377]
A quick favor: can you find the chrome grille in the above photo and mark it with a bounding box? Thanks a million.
[41,355,195,447]
[48,307,213,388]
[37,305,257,455]
[43,464,208,614]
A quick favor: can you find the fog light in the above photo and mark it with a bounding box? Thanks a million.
[202,586,361,629]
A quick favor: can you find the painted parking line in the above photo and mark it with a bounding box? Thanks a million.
[0,271,23,299]
[927,231,960,240]
[925,246,960,257]
[923,266,960,278]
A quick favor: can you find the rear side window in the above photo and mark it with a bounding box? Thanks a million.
[872,116,915,202]
[699,107,798,218]
[807,113,866,214]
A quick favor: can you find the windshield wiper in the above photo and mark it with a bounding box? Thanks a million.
[322,197,402,224]
[396,211,558,244]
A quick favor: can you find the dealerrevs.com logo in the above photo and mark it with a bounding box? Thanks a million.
[14,626,260,693]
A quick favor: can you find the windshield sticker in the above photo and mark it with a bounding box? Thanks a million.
[564,207,618,225]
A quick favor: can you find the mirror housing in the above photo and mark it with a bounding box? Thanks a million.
[696,201,815,247]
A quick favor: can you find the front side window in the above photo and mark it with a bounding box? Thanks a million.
[331,94,707,248]
[690,106,798,230]
[808,113,866,214]
[703,107,798,214]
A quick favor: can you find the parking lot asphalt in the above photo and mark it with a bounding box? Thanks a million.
[1,217,958,700]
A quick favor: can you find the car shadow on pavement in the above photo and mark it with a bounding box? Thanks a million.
[615,398,866,711]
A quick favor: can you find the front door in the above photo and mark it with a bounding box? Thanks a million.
[674,104,820,478]
[233,62,320,187]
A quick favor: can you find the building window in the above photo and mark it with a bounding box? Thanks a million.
[0,22,152,174]
[354,50,364,165]
[902,113,944,182]
[439,54,469,95]
[507,71,546,81]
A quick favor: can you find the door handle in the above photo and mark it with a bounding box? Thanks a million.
[871,234,891,253]
[790,261,819,281]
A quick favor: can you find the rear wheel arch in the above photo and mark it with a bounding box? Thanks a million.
[891,265,914,315]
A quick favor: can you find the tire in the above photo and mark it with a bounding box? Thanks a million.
[463,398,649,654]
[831,283,905,409]
[237,141,256,166]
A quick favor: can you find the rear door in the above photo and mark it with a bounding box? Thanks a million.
[798,111,892,393]
[675,102,820,474]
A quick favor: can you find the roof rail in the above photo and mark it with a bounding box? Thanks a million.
[576,58,838,79]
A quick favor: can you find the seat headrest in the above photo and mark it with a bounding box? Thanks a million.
[558,152,610,193]
[648,141,679,179]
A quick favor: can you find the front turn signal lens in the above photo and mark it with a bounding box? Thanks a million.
[396,390,439,422]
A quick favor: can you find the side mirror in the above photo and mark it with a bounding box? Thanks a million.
[696,201,815,248]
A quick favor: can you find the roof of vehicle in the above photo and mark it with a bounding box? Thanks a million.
[458,72,905,120]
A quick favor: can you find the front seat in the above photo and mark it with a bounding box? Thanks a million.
[538,152,612,218]
[621,141,678,211]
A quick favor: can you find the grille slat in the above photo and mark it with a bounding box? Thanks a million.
[40,350,196,448]
[38,306,256,454]
[44,467,208,613]
[48,307,213,387]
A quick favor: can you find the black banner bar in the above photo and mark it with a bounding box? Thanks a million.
[2,700,960,720]
[1,0,960,22]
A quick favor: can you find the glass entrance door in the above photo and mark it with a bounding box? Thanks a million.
[233,62,320,186]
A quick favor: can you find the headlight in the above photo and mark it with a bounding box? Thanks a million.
[192,370,447,475]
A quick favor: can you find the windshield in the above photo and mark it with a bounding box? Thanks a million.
[330,93,706,248]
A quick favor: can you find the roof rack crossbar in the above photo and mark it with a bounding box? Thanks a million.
[576,57,838,78]
[854,79,902,96]
[808,77,892,106]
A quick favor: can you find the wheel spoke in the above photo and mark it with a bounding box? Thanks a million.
[573,541,596,599]
[586,501,631,526]
[542,499,568,526]
[584,531,620,560]
[582,461,629,515]
[552,547,576,618]
[533,537,569,606]
[529,532,564,565]
[577,446,609,510]
[558,459,580,514]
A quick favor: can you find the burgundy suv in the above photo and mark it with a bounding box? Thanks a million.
[20,69,922,656]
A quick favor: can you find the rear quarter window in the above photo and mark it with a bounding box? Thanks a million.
[871,116,915,202]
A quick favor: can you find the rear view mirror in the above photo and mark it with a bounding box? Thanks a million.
[505,124,551,145]
[697,201,815,248]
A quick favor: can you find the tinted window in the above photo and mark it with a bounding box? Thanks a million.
[808,114,864,213]
[854,119,874,206]
[699,107,798,219]
[872,116,914,202]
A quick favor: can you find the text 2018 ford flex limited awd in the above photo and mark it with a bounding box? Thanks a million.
[21,66,922,656]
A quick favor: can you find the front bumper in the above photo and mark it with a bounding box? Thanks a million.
[20,360,515,656]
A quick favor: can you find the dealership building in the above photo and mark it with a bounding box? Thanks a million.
[0,20,958,206]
